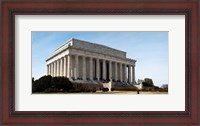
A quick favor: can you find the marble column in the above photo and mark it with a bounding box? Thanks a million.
[49,64,50,76]
[124,64,127,82]
[103,59,106,80]
[51,63,54,76]
[48,65,50,75]
[53,61,56,77]
[47,65,49,75]
[63,56,67,77]
[82,56,86,80]
[132,65,135,84]
[96,58,99,80]
[49,64,51,76]
[115,62,118,81]
[119,63,122,82]
[109,61,112,80]
[89,57,93,80]
[128,65,131,83]
[75,55,79,79]
[67,55,71,78]
[60,58,63,76]
[49,64,51,75]
[57,60,60,76]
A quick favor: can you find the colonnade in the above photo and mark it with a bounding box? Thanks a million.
[47,54,135,83]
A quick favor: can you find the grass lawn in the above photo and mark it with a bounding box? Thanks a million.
[32,91,168,94]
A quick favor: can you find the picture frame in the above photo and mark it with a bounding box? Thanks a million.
[1,0,199,125]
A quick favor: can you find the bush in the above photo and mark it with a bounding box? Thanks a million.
[70,83,97,92]
[99,84,103,90]
[32,76,73,92]
[44,87,59,93]
[102,88,109,92]
[51,77,73,92]
[92,87,96,92]
[32,76,100,93]
[158,88,168,92]
[32,75,52,92]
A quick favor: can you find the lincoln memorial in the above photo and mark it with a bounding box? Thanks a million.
[46,38,136,84]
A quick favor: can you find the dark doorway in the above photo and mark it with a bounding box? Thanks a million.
[106,62,109,80]
[100,61,103,80]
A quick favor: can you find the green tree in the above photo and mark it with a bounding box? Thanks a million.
[161,84,168,89]
[32,77,34,83]
[32,75,52,92]
[142,78,154,86]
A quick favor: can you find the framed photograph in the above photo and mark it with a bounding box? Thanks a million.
[1,0,199,125]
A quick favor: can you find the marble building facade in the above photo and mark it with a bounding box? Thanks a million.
[46,38,136,84]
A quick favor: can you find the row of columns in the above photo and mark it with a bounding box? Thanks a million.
[47,54,135,83]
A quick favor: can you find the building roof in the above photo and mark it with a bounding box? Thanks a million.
[46,38,136,62]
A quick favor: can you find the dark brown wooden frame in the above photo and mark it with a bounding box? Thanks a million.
[0,0,199,125]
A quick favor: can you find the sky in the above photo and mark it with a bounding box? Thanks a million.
[32,32,168,87]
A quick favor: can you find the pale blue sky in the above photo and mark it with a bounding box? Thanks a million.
[32,32,168,87]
